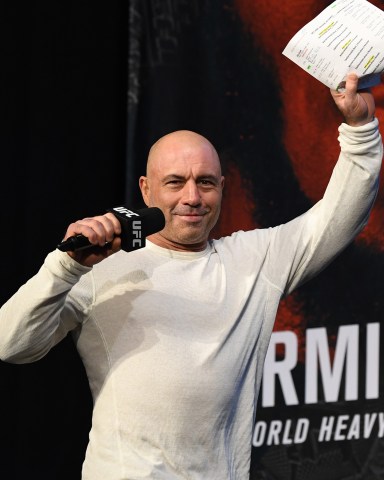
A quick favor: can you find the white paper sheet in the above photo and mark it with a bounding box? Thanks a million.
[282,0,384,90]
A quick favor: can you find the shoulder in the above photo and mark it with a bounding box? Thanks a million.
[211,228,273,259]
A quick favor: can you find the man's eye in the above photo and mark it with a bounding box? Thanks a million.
[166,180,182,185]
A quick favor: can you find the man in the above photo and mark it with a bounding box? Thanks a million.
[0,74,382,479]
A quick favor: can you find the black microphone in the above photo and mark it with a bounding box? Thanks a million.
[57,206,165,252]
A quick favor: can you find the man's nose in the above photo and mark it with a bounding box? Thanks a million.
[182,181,201,206]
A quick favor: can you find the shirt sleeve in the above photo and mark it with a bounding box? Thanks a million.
[268,118,383,295]
[0,249,94,363]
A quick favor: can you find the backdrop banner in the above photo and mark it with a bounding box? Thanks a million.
[126,1,384,479]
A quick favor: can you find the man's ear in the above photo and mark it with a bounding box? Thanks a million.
[139,176,150,206]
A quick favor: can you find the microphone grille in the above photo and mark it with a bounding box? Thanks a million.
[137,207,165,235]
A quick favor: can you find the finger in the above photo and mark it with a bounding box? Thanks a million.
[88,215,119,244]
[106,236,122,255]
[65,217,110,246]
[65,221,102,246]
[82,214,122,244]
[104,212,122,236]
[344,72,359,98]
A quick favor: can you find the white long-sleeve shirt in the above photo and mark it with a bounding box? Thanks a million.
[0,121,382,479]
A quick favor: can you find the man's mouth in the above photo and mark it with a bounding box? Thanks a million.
[178,214,204,221]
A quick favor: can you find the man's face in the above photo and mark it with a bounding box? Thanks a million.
[140,131,225,251]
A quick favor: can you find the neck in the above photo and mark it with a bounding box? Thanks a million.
[146,233,208,252]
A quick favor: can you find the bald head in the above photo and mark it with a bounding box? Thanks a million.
[146,130,222,178]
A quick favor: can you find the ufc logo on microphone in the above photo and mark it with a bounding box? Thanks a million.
[113,206,140,218]
[132,220,142,247]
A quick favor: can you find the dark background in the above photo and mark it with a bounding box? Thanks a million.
[1,2,127,478]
